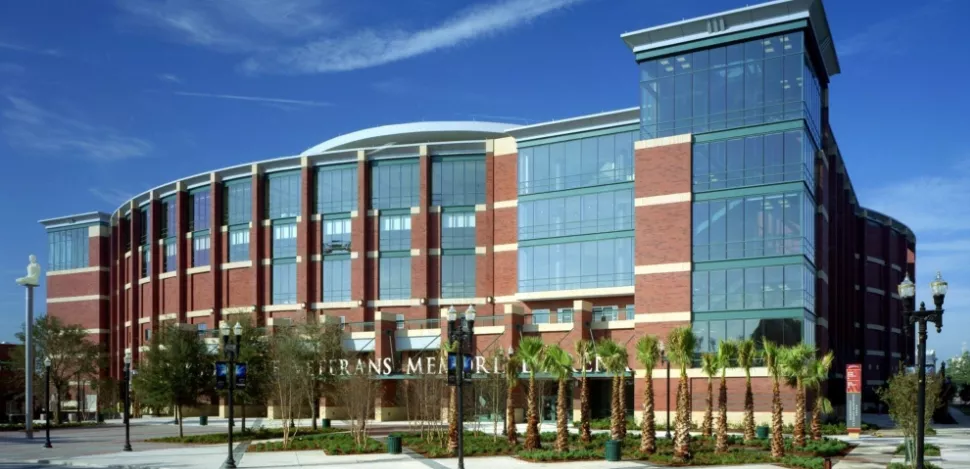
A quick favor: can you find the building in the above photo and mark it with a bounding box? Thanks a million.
[39,0,915,421]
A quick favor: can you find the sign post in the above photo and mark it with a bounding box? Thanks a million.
[846,363,862,439]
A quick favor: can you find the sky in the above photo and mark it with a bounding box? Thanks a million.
[1,0,968,360]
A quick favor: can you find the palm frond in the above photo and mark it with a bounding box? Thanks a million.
[701,353,719,378]
[666,326,696,372]
[718,340,738,374]
[516,337,546,374]
[736,339,756,371]
[543,345,575,382]
[636,335,660,370]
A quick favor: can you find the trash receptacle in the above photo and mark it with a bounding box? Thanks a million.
[387,435,402,454]
[321,418,331,429]
[199,415,208,426]
[605,439,620,461]
[756,425,769,439]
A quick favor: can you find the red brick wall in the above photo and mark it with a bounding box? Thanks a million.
[225,268,255,307]
[189,272,213,311]
[634,143,691,197]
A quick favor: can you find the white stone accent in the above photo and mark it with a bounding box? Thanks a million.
[221,260,252,270]
[634,133,691,149]
[410,248,421,256]
[475,246,487,255]
[312,301,359,310]
[187,309,213,318]
[223,306,255,315]
[635,262,691,275]
[475,326,505,335]
[516,286,634,301]
[866,287,886,295]
[83,329,110,334]
[891,263,903,272]
[493,136,517,156]
[159,271,177,280]
[48,294,109,304]
[138,317,150,324]
[493,243,518,252]
[124,283,131,290]
[264,303,306,312]
[88,225,110,237]
[866,350,886,357]
[47,266,109,276]
[494,199,518,209]
[351,251,360,259]
[591,320,635,330]
[186,265,211,275]
[475,204,487,212]
[410,206,421,214]
[368,299,424,307]
[866,324,886,331]
[866,256,886,265]
[429,206,442,213]
[637,366,769,379]
[891,327,902,334]
[311,254,322,261]
[367,209,380,217]
[428,297,488,306]
[367,251,379,259]
[634,312,691,323]
[158,313,177,321]
[494,295,517,304]
[522,323,573,333]
[429,248,441,256]
[635,193,691,206]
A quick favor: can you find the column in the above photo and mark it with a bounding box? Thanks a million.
[210,173,224,326]
[410,147,431,318]
[251,164,266,326]
[297,158,313,320]
[175,182,189,324]
[476,143,496,316]
[373,311,402,421]
[350,150,369,322]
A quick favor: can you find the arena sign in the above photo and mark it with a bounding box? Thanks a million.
[324,355,611,376]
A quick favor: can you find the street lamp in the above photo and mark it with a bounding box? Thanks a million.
[221,321,243,469]
[659,341,671,439]
[897,271,947,469]
[447,305,476,469]
[123,351,132,452]
[44,356,51,448]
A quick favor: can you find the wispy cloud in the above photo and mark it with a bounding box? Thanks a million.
[0,41,60,57]
[242,0,587,74]
[89,187,135,207]
[839,0,952,58]
[171,91,331,107]
[1,96,152,162]
[0,63,26,75]
[158,73,182,84]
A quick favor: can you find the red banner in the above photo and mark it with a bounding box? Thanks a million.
[846,363,862,394]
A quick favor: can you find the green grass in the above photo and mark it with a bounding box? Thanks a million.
[888,463,941,469]
[0,422,102,432]
[402,431,520,458]
[895,443,941,457]
[144,426,340,444]
[249,432,383,453]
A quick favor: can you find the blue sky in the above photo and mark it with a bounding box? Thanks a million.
[1,0,968,361]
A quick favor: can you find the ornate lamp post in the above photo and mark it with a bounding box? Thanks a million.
[897,271,948,469]
[221,322,242,469]
[44,356,52,448]
[123,351,132,452]
[659,342,671,439]
[447,305,476,469]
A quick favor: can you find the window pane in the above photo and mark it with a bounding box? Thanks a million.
[323,258,351,302]
[432,157,485,206]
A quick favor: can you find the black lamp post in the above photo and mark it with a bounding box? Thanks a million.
[43,356,51,448]
[659,343,671,439]
[123,352,132,452]
[897,271,947,469]
[447,305,476,469]
[221,322,243,469]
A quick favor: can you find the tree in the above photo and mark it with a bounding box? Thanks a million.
[805,352,834,440]
[441,340,459,452]
[266,324,311,448]
[133,324,214,438]
[473,349,508,441]
[13,316,101,423]
[961,384,970,405]
[575,339,594,443]
[736,339,758,441]
[878,367,943,463]
[504,352,521,446]
[780,343,814,448]
[947,351,970,388]
[227,318,271,433]
[301,320,346,431]
[595,339,624,441]
[715,340,737,453]
[343,373,378,449]
[543,345,573,452]
[516,337,545,450]
[666,326,696,463]
[700,353,717,438]
[763,339,785,458]
[635,335,660,454]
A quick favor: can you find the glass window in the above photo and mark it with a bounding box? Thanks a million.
[316,166,357,214]
[442,212,476,249]
[323,218,352,253]
[140,207,152,244]
[228,227,250,262]
[47,227,90,271]
[371,161,419,209]
[267,172,301,219]
[531,309,550,324]
[380,215,411,251]
[272,222,297,258]
[322,258,350,302]
[519,188,633,240]
[517,131,637,195]
[192,233,210,267]
[163,239,176,273]
[189,190,210,231]
[271,262,297,304]
[593,306,620,321]
[141,246,151,278]
[441,254,476,298]
[517,237,633,292]
[557,308,574,323]
[432,157,485,206]
[225,180,252,225]
[379,257,411,299]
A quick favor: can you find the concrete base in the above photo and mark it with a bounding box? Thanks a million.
[374,406,406,422]
[217,404,266,419]
[319,406,348,419]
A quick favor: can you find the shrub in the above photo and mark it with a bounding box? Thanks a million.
[248,433,381,453]
[895,443,941,456]
[0,422,101,432]
[517,449,600,461]
[147,426,340,444]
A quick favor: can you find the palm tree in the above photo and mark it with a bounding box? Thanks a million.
[700,353,717,438]
[716,340,738,453]
[763,339,785,458]
[543,345,574,452]
[505,352,521,445]
[575,339,595,443]
[780,343,815,448]
[618,347,629,439]
[442,340,459,452]
[595,339,624,441]
[516,337,545,450]
[736,339,758,441]
[806,351,834,440]
[635,335,660,454]
[667,326,697,463]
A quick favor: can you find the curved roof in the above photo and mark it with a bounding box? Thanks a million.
[300,121,514,156]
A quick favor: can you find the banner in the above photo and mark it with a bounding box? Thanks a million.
[846,363,862,437]
[235,362,248,389]
[215,361,228,390]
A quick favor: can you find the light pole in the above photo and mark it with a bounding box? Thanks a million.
[659,342,671,439]
[123,351,132,452]
[447,305,476,469]
[16,254,41,440]
[44,357,51,448]
[897,271,947,469]
[221,322,242,469]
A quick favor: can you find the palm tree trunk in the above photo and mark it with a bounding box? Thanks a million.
[610,375,621,440]
[506,387,518,445]
[525,375,540,450]
[641,374,656,454]
[618,374,627,439]
[580,376,591,443]
[716,376,728,453]
[811,396,822,441]
[703,378,713,438]
[794,382,806,447]
[743,375,755,441]
[673,371,691,462]
[770,378,784,458]
[448,386,458,452]
[556,379,568,452]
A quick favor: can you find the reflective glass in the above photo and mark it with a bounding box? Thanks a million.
[322,258,350,302]
[379,257,411,299]
[441,254,476,298]
[380,215,412,251]
[323,218,352,253]
[190,190,210,232]
[228,227,250,262]
[518,188,633,240]
[192,233,210,267]
[225,180,252,225]
[317,166,357,214]
[371,161,419,209]
[517,131,637,195]
[442,212,476,249]
[272,222,297,258]
[267,172,301,219]
[692,262,815,313]
[432,157,485,206]
[517,237,633,292]
[272,262,297,304]
[47,227,90,271]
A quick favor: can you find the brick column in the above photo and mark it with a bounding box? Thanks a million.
[251,165,265,326]
[491,137,518,304]
[147,193,161,349]
[476,146,496,317]
[210,173,224,325]
[127,201,141,363]
[351,151,369,320]
[373,311,401,421]
[411,148,431,318]
[110,215,120,379]
[175,183,189,324]
[297,159,313,321]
